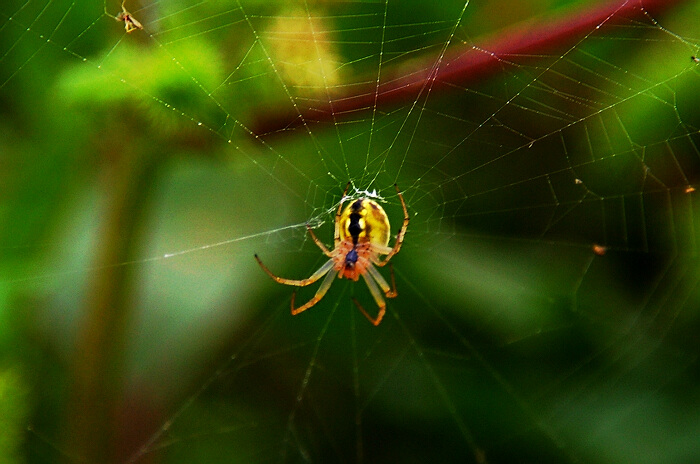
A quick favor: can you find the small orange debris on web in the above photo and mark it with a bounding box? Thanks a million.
[592,244,607,256]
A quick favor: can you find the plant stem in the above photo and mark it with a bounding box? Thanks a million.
[67,130,156,463]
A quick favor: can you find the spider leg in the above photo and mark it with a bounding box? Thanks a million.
[334,182,352,247]
[306,224,332,257]
[367,263,397,298]
[255,255,334,287]
[354,271,389,326]
[370,244,392,256]
[291,269,338,315]
[374,184,409,267]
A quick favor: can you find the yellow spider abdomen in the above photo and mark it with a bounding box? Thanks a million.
[338,198,390,247]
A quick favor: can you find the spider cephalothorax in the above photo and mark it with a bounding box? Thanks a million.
[255,183,409,326]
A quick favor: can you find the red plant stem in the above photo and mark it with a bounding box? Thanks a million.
[252,0,688,135]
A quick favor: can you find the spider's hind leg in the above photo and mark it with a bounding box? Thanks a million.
[291,268,338,315]
[352,297,385,327]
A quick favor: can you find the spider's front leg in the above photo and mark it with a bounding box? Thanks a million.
[374,184,409,267]
[334,182,352,246]
[306,224,332,257]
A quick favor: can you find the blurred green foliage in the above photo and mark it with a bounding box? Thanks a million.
[0,368,29,464]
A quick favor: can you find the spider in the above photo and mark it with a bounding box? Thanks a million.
[255,183,409,326]
[116,1,143,33]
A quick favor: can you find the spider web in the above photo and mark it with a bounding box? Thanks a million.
[3,0,700,463]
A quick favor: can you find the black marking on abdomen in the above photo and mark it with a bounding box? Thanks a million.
[348,212,362,245]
